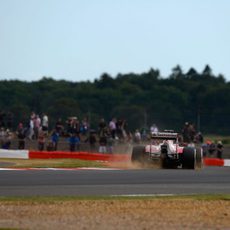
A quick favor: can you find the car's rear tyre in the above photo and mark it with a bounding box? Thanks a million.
[161,158,178,169]
[182,147,196,169]
[195,147,203,169]
[131,146,145,163]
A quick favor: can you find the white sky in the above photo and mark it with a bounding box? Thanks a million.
[0,0,229,82]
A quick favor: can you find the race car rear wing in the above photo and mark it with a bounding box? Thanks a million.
[151,132,178,140]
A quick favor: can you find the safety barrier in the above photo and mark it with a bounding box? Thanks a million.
[0,149,29,159]
[29,150,130,162]
[0,149,229,166]
[204,158,224,166]
[0,149,130,162]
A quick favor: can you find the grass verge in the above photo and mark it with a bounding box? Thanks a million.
[0,158,105,168]
[0,194,229,203]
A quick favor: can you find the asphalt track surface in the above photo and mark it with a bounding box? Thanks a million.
[0,167,229,196]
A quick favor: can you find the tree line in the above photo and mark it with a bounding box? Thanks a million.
[0,64,229,135]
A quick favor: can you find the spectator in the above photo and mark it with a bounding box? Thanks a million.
[134,129,141,144]
[30,111,36,120]
[141,128,148,142]
[195,132,204,144]
[116,119,123,140]
[121,119,128,140]
[17,123,26,149]
[216,141,223,159]
[66,117,72,134]
[80,117,89,136]
[38,130,45,151]
[107,132,114,154]
[99,136,107,153]
[68,117,80,135]
[86,130,97,152]
[0,127,6,147]
[150,124,158,134]
[68,133,80,152]
[98,127,107,153]
[188,123,196,142]
[0,127,5,138]
[126,131,133,145]
[182,122,191,143]
[207,140,216,156]
[178,134,183,144]
[2,129,12,149]
[51,129,59,151]
[109,118,117,139]
[55,118,64,136]
[98,118,107,131]
[201,142,209,157]
[34,114,41,139]
[42,113,49,135]
[28,117,34,140]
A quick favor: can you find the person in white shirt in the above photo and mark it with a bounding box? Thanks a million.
[150,124,158,133]
[109,118,116,139]
[42,113,49,135]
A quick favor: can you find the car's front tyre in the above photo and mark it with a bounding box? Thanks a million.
[195,147,203,169]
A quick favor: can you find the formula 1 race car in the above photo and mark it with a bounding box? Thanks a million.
[131,131,203,169]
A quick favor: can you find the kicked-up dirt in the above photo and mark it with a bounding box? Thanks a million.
[0,198,229,230]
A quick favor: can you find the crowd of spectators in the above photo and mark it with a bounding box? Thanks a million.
[201,140,223,159]
[181,121,223,159]
[0,111,132,153]
[0,111,225,158]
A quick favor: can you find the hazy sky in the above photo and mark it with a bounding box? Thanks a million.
[0,0,229,82]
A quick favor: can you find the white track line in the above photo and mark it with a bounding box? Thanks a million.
[0,167,122,171]
[112,194,176,197]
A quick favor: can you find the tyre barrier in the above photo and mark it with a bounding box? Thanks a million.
[0,149,229,166]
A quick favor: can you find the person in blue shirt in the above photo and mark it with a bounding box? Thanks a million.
[68,133,80,152]
[51,129,59,151]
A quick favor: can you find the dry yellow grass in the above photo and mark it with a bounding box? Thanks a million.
[0,199,229,230]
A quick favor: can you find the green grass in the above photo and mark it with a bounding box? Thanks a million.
[0,158,105,168]
[0,194,229,203]
[0,228,19,230]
